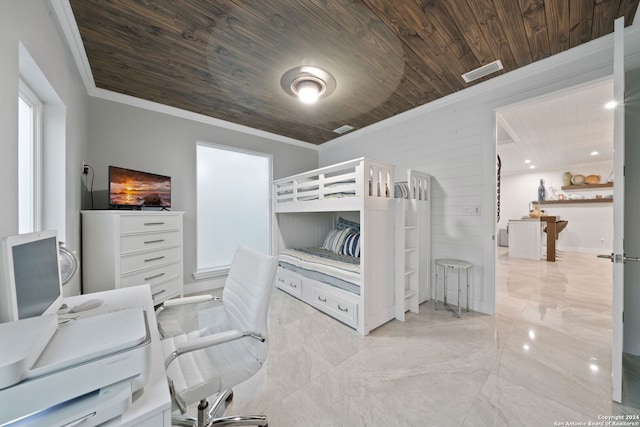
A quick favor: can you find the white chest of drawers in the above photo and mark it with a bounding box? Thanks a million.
[81,211,184,304]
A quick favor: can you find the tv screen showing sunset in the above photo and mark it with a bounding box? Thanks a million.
[109,166,171,207]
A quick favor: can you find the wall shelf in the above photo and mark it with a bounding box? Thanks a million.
[532,198,612,205]
[561,182,613,190]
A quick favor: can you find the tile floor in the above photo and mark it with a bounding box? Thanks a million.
[172,248,640,426]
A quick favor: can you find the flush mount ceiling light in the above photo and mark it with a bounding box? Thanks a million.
[281,66,336,104]
[462,60,504,83]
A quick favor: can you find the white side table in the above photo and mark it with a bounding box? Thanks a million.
[434,259,472,317]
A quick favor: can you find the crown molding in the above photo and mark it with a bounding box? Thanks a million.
[49,0,318,151]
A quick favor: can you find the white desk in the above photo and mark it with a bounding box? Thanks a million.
[63,286,171,426]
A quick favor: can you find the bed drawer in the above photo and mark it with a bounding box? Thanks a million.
[312,287,357,327]
[276,270,302,298]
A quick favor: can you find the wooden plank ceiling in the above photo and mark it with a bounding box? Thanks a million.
[69,0,639,145]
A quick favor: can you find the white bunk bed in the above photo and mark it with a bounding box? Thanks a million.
[394,170,431,322]
[273,158,395,336]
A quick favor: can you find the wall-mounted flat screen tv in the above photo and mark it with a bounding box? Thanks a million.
[109,166,171,209]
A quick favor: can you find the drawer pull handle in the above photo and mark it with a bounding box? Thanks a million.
[289,283,297,288]
[63,412,96,427]
[145,256,166,263]
[278,277,285,283]
[338,304,348,312]
[144,239,165,244]
[144,222,165,226]
[152,289,166,297]
[144,272,165,281]
[317,296,327,303]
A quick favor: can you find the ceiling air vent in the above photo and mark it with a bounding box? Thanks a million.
[333,125,354,134]
[462,60,504,83]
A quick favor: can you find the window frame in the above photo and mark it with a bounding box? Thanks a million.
[193,141,273,279]
[18,79,43,234]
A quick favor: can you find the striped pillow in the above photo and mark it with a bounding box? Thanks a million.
[336,217,360,233]
[341,232,361,257]
[322,228,351,253]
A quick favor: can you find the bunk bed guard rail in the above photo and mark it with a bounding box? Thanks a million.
[274,158,394,207]
[406,169,431,201]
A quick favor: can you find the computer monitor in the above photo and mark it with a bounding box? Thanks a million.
[0,230,64,323]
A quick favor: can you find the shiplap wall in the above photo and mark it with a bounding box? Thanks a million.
[320,26,640,314]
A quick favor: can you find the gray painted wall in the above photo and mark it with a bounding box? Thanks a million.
[1,1,89,296]
[86,98,318,289]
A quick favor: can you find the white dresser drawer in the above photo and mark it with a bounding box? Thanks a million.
[120,231,179,254]
[120,214,180,234]
[121,262,180,288]
[149,278,181,304]
[121,246,180,275]
[82,211,184,305]
[275,270,302,298]
[312,287,357,327]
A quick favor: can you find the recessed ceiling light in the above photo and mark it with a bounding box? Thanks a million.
[524,159,531,164]
[529,165,535,169]
[591,151,599,156]
[605,101,617,109]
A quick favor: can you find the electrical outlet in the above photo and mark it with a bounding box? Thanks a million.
[82,162,89,175]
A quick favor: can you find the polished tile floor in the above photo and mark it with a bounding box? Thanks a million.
[177,249,640,426]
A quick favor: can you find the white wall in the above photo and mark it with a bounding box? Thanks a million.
[499,161,613,253]
[320,25,640,315]
[1,1,89,296]
[86,98,318,291]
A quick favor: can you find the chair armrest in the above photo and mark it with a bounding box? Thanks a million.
[164,295,218,307]
[155,294,220,316]
[177,330,243,354]
[164,330,265,368]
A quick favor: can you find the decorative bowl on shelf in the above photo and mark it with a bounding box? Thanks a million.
[585,175,601,184]
[571,174,585,185]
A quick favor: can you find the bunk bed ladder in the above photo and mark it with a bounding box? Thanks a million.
[395,199,420,321]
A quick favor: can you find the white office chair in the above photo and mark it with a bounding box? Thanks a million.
[156,246,277,427]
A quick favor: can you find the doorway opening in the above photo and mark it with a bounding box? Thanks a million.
[493,77,624,407]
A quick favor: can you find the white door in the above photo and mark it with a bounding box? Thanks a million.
[607,17,626,403]
[617,18,640,404]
